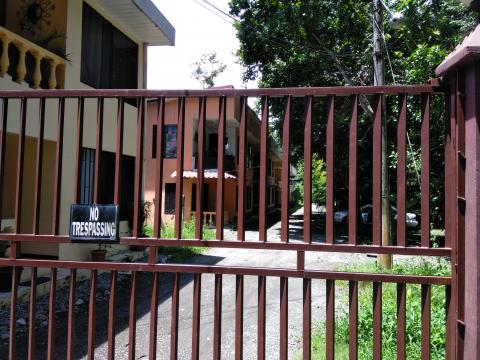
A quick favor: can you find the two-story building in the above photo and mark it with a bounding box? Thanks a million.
[0,0,174,261]
[145,89,282,229]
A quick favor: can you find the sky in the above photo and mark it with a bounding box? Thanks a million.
[148,0,257,90]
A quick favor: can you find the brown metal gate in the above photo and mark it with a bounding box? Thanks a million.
[0,83,463,359]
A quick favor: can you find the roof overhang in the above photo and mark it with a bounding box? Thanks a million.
[96,0,175,46]
[435,24,480,76]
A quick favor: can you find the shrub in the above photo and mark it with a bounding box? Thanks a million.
[144,219,215,261]
[309,258,450,359]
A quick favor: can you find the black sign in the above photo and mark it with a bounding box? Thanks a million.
[69,204,119,243]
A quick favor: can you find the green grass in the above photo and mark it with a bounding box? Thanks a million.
[307,258,450,360]
[144,219,215,262]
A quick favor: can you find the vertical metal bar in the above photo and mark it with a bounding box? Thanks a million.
[192,273,201,360]
[133,98,145,238]
[149,272,159,360]
[87,270,97,360]
[456,71,466,342]
[174,98,185,239]
[93,97,104,204]
[73,98,84,203]
[373,95,383,246]
[216,97,226,240]
[154,98,165,239]
[47,268,57,360]
[114,98,124,205]
[444,81,457,360]
[421,93,431,248]
[397,283,406,360]
[66,269,76,360]
[27,267,37,360]
[279,277,288,360]
[14,97,27,234]
[259,96,269,242]
[326,96,335,244]
[397,94,407,247]
[0,98,8,229]
[170,273,179,360]
[52,98,64,235]
[421,284,431,360]
[303,278,312,360]
[373,282,382,360]
[33,99,45,234]
[445,285,453,360]
[195,97,206,240]
[303,96,313,244]
[213,274,222,360]
[235,274,244,360]
[281,96,291,243]
[8,266,18,360]
[326,279,335,360]
[237,97,247,241]
[348,95,359,245]
[128,272,137,360]
[107,271,117,360]
[258,275,266,360]
[349,281,358,360]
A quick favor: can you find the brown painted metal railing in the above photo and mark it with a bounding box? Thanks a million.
[0,84,458,359]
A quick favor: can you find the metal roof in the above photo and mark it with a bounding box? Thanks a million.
[170,170,237,180]
[97,0,175,46]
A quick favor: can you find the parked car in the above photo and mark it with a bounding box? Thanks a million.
[334,204,419,229]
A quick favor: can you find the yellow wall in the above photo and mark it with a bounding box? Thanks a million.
[0,0,148,261]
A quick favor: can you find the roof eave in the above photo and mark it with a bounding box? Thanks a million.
[132,0,176,46]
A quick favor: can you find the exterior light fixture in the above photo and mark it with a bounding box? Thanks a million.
[378,0,405,30]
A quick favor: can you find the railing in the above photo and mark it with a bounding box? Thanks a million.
[0,26,65,89]
[0,85,458,359]
[189,211,228,227]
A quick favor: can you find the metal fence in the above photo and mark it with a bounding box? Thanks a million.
[0,83,459,359]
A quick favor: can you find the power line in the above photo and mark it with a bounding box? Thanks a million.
[192,0,234,24]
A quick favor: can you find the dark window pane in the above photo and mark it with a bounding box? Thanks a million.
[80,148,95,205]
[165,183,176,215]
[152,124,157,159]
[163,125,177,159]
[81,3,138,89]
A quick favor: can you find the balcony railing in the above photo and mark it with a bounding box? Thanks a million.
[0,26,65,89]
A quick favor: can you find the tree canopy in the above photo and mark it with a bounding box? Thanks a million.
[229,0,477,225]
[229,0,476,88]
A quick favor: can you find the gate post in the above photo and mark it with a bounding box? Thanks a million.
[436,25,480,359]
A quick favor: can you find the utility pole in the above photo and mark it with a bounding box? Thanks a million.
[372,0,392,268]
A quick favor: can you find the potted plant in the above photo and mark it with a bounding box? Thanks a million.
[91,243,108,262]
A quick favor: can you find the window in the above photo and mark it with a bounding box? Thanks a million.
[268,186,275,207]
[81,3,138,89]
[191,184,209,211]
[164,183,176,215]
[80,148,95,204]
[152,125,157,159]
[247,144,253,168]
[163,125,177,159]
[246,186,253,211]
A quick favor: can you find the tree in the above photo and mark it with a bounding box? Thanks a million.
[191,52,227,88]
[295,155,327,207]
[229,0,476,241]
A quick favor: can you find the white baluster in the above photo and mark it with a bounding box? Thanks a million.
[16,43,27,83]
[48,59,58,89]
[32,51,42,89]
[0,35,10,77]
